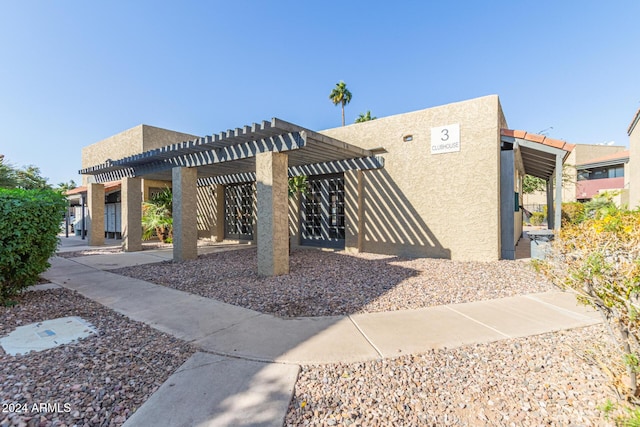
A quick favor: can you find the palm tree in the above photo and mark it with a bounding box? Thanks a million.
[56,180,77,194]
[355,110,376,123]
[329,81,352,126]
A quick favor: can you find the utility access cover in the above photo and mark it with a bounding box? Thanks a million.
[0,316,98,356]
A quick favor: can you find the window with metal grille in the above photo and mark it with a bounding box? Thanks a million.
[301,174,345,247]
[224,182,255,240]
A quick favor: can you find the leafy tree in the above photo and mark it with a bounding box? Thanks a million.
[522,164,576,195]
[329,81,352,126]
[355,110,376,123]
[0,157,18,189]
[522,174,546,194]
[14,165,50,190]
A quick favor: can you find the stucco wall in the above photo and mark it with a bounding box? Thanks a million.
[320,95,504,261]
[81,125,198,185]
[81,126,144,184]
[629,113,640,209]
[142,125,198,151]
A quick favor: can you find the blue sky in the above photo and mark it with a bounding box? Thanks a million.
[1,1,639,185]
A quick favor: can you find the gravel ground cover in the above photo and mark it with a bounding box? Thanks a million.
[112,248,556,317]
[286,324,617,426]
[0,288,195,427]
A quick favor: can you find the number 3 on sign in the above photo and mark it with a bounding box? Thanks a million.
[431,124,460,155]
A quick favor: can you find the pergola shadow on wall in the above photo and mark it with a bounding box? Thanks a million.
[79,118,384,276]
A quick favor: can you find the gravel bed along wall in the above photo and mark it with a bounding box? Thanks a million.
[112,248,556,318]
[286,324,617,426]
[0,288,195,427]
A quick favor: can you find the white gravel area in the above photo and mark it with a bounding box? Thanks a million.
[112,248,556,317]
[286,324,617,426]
[0,288,194,427]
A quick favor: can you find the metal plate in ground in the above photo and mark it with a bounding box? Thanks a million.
[0,316,98,356]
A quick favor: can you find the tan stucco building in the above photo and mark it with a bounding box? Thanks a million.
[77,95,574,274]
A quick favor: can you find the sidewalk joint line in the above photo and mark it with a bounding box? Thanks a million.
[348,315,384,359]
[523,294,597,321]
[445,306,511,339]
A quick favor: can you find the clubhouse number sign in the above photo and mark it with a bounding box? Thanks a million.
[431,124,460,155]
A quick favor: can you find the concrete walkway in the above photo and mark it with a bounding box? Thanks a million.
[41,244,601,426]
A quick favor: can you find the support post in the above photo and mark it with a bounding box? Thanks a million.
[214,184,225,242]
[121,177,142,252]
[172,167,198,261]
[87,183,105,246]
[344,169,363,253]
[554,154,563,231]
[256,151,289,276]
[546,178,554,230]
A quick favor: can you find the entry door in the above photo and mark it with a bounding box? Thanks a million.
[301,174,345,248]
[224,182,255,240]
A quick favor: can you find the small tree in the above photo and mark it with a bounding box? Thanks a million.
[522,174,546,194]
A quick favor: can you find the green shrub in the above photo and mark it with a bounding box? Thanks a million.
[530,211,545,226]
[561,202,585,225]
[0,188,66,305]
[142,188,173,242]
[582,192,619,221]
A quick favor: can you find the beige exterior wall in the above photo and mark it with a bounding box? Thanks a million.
[141,125,198,151]
[81,125,198,185]
[523,144,628,207]
[320,95,504,261]
[629,113,640,209]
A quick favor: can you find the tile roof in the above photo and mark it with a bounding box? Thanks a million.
[500,129,576,152]
[65,182,121,195]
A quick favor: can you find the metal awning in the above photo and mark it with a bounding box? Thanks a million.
[80,118,383,184]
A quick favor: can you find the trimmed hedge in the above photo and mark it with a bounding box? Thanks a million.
[0,188,66,304]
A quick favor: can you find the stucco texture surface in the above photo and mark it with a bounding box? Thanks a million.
[320,95,504,261]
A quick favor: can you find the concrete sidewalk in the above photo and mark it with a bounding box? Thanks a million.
[42,253,601,426]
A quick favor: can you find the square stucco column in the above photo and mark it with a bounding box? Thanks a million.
[256,151,289,276]
[172,167,198,261]
[214,184,225,242]
[121,177,142,252]
[87,183,105,246]
[344,169,363,253]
